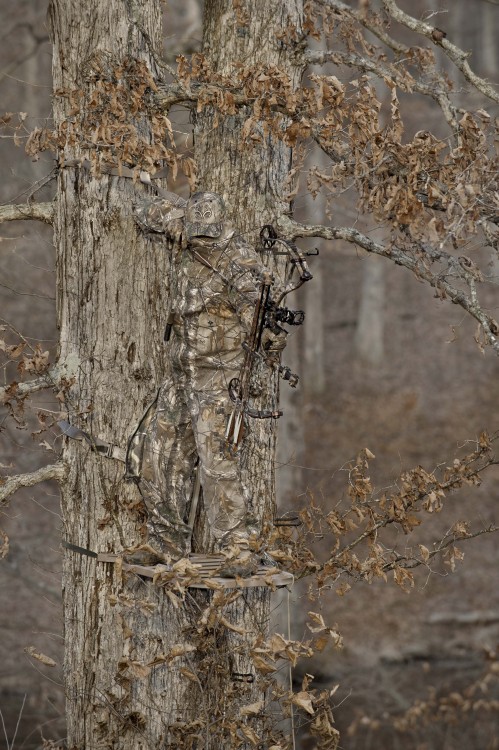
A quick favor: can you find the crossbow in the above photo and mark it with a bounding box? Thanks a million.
[225,225,315,449]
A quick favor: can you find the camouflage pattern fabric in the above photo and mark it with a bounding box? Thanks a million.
[127,193,283,554]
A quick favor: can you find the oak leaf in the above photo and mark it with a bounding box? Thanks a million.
[239,700,264,717]
[292,691,315,715]
[24,646,57,667]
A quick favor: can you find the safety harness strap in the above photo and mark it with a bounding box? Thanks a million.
[58,420,126,462]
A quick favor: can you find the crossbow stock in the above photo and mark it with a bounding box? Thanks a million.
[225,225,315,449]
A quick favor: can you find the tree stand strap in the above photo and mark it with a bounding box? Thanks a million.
[58,158,179,202]
[58,420,126,462]
[63,540,99,558]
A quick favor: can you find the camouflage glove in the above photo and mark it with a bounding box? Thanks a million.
[261,327,288,357]
[134,196,186,241]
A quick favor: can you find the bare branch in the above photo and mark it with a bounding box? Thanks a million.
[319,0,408,55]
[279,216,499,354]
[382,0,499,104]
[388,524,499,572]
[0,365,62,404]
[0,463,66,504]
[0,201,54,225]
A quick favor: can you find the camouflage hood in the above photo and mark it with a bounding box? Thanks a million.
[184,192,226,240]
[134,190,228,241]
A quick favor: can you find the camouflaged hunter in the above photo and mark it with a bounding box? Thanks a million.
[127,191,287,556]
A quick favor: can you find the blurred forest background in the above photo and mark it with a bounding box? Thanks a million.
[0,0,498,747]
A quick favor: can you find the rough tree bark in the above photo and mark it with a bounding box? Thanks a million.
[48,0,303,747]
[194,0,305,522]
[193,0,305,721]
[48,1,191,746]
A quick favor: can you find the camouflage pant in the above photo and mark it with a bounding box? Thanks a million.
[127,364,252,554]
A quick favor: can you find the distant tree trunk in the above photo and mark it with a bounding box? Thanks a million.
[354,253,386,367]
[303,242,326,392]
[302,29,327,397]
[50,0,304,747]
[276,330,303,506]
[354,80,387,368]
[482,2,497,79]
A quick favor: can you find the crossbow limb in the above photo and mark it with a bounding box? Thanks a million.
[259,224,315,306]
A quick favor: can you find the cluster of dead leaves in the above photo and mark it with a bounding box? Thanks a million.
[347,646,499,740]
[176,38,498,266]
[25,55,195,185]
[269,434,497,596]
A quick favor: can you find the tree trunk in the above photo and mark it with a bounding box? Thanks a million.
[48,1,195,746]
[50,0,304,747]
[194,0,305,522]
[354,253,386,367]
[193,1,305,741]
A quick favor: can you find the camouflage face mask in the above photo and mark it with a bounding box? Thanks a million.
[184,192,226,240]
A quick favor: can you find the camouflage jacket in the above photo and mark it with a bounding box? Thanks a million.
[135,196,280,370]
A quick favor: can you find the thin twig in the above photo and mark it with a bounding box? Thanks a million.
[384,524,499,572]
[0,201,54,225]
[10,693,26,750]
[382,0,499,104]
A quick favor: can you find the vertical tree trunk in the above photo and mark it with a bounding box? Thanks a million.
[195,0,305,523]
[50,0,304,747]
[48,2,188,746]
[193,2,305,740]
[354,253,386,367]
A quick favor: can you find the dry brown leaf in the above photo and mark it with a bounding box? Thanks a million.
[163,644,197,662]
[251,653,275,675]
[307,611,326,632]
[126,660,151,679]
[239,724,260,746]
[218,615,247,635]
[7,343,26,359]
[418,544,430,562]
[179,667,199,682]
[239,700,264,717]
[24,646,57,667]
[292,690,315,715]
[313,634,330,652]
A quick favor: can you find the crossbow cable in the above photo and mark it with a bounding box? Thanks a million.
[259,224,313,305]
[225,274,283,450]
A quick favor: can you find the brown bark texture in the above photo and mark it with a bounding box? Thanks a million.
[49,1,189,746]
[194,0,305,540]
[49,0,303,747]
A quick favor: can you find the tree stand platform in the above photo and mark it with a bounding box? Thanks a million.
[96,552,294,590]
